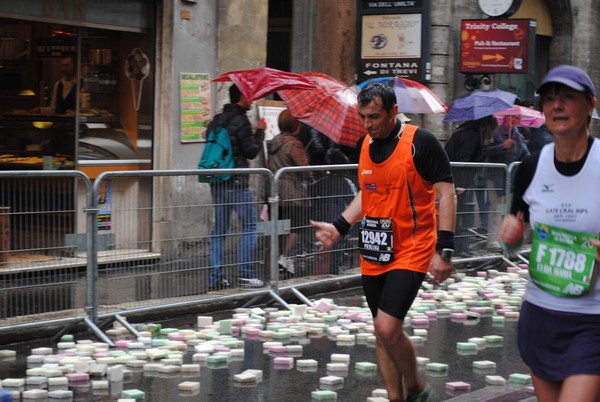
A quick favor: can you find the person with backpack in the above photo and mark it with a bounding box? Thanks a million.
[206,84,266,291]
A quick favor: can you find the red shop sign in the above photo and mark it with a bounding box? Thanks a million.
[460,19,536,74]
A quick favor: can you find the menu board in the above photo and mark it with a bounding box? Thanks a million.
[180,73,212,143]
[257,100,286,141]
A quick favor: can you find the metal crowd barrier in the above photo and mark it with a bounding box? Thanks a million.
[0,162,519,342]
[0,170,96,334]
[450,162,512,258]
[271,164,360,283]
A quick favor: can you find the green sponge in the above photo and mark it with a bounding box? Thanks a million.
[509,373,532,385]
[425,362,449,371]
[121,389,146,399]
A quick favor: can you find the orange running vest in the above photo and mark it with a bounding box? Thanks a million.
[358,124,436,275]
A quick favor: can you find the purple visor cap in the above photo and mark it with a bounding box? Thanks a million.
[537,65,596,96]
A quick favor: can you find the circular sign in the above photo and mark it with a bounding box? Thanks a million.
[477,0,522,17]
[369,34,387,49]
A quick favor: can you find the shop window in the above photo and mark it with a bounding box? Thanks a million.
[0,5,155,255]
[0,17,155,172]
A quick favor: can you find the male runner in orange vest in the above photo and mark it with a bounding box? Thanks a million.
[311,83,456,402]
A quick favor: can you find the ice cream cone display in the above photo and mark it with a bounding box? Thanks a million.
[125,48,151,111]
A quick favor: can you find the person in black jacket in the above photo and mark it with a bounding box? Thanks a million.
[526,122,553,155]
[445,115,497,256]
[295,123,330,166]
[207,84,266,290]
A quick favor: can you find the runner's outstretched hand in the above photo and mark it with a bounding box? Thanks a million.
[499,211,524,246]
[310,220,340,250]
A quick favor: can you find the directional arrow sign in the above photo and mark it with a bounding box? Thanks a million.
[482,54,505,62]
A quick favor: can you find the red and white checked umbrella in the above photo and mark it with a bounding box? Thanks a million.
[494,105,546,127]
[278,72,365,147]
[356,77,447,114]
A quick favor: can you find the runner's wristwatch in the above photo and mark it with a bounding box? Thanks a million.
[439,248,454,261]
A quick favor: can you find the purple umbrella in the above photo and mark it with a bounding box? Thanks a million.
[444,89,517,122]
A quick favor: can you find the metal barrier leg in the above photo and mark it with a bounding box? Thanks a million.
[114,314,142,339]
[290,287,314,307]
[267,290,292,311]
[246,287,315,311]
[97,318,115,332]
[242,292,273,309]
[83,316,115,347]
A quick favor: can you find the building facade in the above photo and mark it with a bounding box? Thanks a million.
[0,0,597,173]
[0,0,597,258]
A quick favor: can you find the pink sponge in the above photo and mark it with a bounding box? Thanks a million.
[66,372,89,382]
[411,318,429,328]
[273,356,293,365]
[268,345,288,354]
[446,381,471,391]
[450,312,467,320]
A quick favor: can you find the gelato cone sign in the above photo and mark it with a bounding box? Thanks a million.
[125,48,151,111]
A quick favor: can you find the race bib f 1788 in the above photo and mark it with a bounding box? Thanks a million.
[529,222,599,297]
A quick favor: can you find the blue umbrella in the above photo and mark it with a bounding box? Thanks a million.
[357,77,394,89]
[444,89,517,122]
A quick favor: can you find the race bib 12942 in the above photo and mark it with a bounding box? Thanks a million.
[529,222,599,297]
[359,216,394,265]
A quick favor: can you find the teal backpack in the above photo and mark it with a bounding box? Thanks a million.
[197,126,235,183]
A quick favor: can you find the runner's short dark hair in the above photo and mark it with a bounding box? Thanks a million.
[357,82,397,113]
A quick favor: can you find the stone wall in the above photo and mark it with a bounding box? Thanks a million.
[313,0,357,86]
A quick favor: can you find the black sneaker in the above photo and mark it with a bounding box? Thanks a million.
[208,278,230,291]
